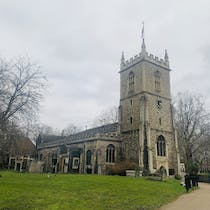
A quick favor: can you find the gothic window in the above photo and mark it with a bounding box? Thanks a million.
[130,117,133,124]
[129,71,135,93]
[86,150,92,165]
[60,145,67,154]
[106,144,115,163]
[39,154,43,161]
[52,153,57,165]
[154,70,161,92]
[157,135,166,156]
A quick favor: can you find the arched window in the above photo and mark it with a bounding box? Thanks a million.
[39,154,43,161]
[86,150,92,165]
[106,144,115,163]
[155,70,161,78]
[154,70,161,92]
[52,153,57,165]
[157,135,166,156]
[129,71,135,93]
[60,145,67,154]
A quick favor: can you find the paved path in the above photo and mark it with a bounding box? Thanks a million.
[160,183,210,210]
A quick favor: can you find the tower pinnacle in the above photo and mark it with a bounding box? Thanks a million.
[164,49,169,61]
[164,49,169,67]
[120,51,125,68]
[121,51,125,62]
[141,22,146,53]
[141,39,146,52]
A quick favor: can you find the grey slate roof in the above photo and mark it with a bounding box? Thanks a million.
[68,123,118,141]
[38,123,118,145]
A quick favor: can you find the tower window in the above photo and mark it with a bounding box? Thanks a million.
[154,70,161,92]
[155,70,161,78]
[156,100,162,109]
[106,144,115,163]
[157,135,166,156]
[129,71,135,93]
[159,118,162,125]
[130,99,132,105]
[130,117,133,124]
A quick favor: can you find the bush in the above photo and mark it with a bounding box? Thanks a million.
[106,164,124,176]
[106,160,138,176]
[175,174,182,180]
[142,169,150,176]
[187,163,199,174]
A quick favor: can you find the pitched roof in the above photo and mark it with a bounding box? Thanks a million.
[38,123,118,144]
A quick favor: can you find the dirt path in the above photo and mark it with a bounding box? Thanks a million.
[160,183,210,210]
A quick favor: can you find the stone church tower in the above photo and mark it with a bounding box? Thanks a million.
[119,35,180,175]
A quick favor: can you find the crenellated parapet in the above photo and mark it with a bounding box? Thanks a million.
[120,50,169,71]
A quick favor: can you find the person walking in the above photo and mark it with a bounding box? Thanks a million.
[185,174,191,192]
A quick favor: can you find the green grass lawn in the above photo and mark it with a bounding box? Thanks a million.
[0,171,184,210]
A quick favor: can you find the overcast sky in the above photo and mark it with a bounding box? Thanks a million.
[0,0,210,131]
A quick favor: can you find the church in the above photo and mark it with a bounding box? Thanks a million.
[36,33,180,176]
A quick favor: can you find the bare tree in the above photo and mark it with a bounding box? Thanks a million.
[0,56,47,168]
[0,121,22,167]
[26,123,56,141]
[61,123,81,136]
[93,106,118,126]
[0,56,46,130]
[194,135,210,172]
[174,92,210,173]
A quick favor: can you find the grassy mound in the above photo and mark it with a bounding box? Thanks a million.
[0,171,184,210]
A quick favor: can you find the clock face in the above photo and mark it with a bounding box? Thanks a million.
[156,100,162,109]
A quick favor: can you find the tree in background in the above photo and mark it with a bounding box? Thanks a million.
[0,56,47,168]
[93,106,118,126]
[192,135,210,173]
[29,123,60,143]
[174,92,210,173]
[61,123,81,136]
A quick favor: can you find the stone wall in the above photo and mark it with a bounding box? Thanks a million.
[29,160,45,173]
[120,95,141,132]
[37,137,121,175]
[120,131,139,163]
